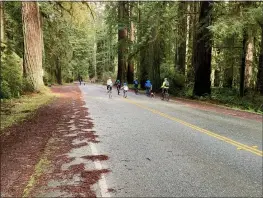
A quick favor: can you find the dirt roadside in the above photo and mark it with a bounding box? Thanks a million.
[1,84,109,197]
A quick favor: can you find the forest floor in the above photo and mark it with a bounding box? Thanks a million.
[1,83,262,197]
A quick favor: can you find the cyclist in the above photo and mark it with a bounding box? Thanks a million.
[115,79,121,95]
[121,82,129,98]
[144,79,152,96]
[161,78,169,100]
[133,78,139,94]
[107,77,113,92]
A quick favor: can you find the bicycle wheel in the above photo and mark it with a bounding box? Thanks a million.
[124,91,127,98]
[161,92,164,100]
[166,93,169,101]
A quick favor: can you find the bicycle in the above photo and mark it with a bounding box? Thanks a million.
[107,86,112,98]
[117,85,121,95]
[146,87,151,97]
[123,90,128,98]
[162,88,169,101]
[134,86,138,95]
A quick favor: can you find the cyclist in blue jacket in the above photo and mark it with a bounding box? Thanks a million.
[133,78,139,94]
[144,80,152,96]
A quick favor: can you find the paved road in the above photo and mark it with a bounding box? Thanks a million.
[80,84,262,197]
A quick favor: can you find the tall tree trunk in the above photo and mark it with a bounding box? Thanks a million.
[244,34,254,90]
[240,29,248,97]
[175,2,187,75]
[96,39,104,79]
[185,2,191,77]
[193,1,213,96]
[0,1,4,43]
[214,69,220,87]
[257,24,263,95]
[22,2,44,91]
[55,57,62,85]
[188,2,198,83]
[117,1,128,82]
[127,2,134,84]
[223,36,235,88]
[223,66,233,88]
[138,5,148,89]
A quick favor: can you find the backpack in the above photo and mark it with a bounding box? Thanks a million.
[165,81,169,87]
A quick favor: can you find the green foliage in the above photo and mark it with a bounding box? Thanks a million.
[88,62,95,79]
[2,1,263,111]
[4,2,24,57]
[160,61,185,95]
[211,88,263,113]
[43,70,52,86]
[0,44,22,99]
[101,71,115,85]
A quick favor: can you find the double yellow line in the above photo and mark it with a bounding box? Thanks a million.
[124,98,263,157]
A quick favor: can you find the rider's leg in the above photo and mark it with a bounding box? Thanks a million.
[146,88,149,95]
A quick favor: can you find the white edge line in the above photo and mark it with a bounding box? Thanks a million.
[90,143,111,198]
[79,85,111,198]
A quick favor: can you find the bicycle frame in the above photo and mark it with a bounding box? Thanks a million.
[162,88,169,101]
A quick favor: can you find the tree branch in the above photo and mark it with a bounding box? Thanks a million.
[81,1,94,21]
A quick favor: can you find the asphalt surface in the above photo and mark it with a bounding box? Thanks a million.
[80,84,263,197]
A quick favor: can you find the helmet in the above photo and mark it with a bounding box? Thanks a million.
[117,79,120,82]
[109,77,111,79]
[124,83,127,85]
[164,78,167,81]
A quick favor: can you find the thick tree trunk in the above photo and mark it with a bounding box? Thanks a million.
[175,2,187,75]
[244,35,254,89]
[193,1,213,96]
[127,3,134,84]
[117,1,128,82]
[188,2,198,83]
[240,30,248,97]
[22,2,44,91]
[257,24,263,95]
[137,3,147,89]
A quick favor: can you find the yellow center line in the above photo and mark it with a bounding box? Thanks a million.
[124,98,263,157]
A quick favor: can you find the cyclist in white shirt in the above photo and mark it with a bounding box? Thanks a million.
[121,82,129,98]
[122,83,129,91]
[107,77,113,92]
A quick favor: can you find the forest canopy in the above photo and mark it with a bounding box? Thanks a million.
[1,1,262,111]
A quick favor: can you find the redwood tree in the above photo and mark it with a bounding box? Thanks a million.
[127,2,134,84]
[117,1,128,82]
[175,2,187,75]
[22,2,44,91]
[193,1,213,96]
[257,23,263,95]
[240,30,248,97]
[0,1,4,43]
